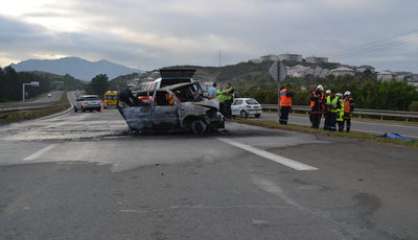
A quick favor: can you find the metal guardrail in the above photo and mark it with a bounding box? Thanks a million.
[0,102,58,113]
[0,91,64,113]
[262,104,418,122]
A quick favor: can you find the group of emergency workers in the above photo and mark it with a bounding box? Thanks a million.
[308,85,354,132]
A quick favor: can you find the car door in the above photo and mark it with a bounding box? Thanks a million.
[151,90,180,129]
[231,100,243,116]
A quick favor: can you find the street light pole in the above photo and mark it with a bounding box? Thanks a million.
[22,83,27,102]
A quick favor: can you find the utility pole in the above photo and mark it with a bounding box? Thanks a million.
[218,50,222,67]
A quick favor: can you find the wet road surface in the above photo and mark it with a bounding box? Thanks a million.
[0,99,418,240]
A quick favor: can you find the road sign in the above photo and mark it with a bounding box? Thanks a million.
[269,61,279,82]
[30,81,40,87]
[269,61,287,82]
[278,61,287,82]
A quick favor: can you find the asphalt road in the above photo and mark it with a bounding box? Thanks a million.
[0,96,417,240]
[260,112,418,139]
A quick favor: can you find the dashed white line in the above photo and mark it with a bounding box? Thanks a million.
[23,144,58,161]
[217,138,318,171]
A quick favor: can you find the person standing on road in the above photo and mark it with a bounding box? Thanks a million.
[279,86,293,125]
[309,85,324,128]
[343,91,354,132]
[336,93,345,132]
[216,84,227,117]
[207,82,217,99]
[323,89,332,130]
[326,91,339,131]
[223,82,235,119]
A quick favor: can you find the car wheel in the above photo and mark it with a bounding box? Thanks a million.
[191,119,207,135]
[255,114,261,118]
[82,108,86,112]
[97,108,101,112]
[240,110,248,118]
[74,107,78,112]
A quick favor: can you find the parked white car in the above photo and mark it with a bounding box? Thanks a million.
[231,98,262,118]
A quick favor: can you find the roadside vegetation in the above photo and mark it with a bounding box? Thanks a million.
[0,66,85,102]
[238,73,418,111]
[85,74,110,97]
[186,61,418,111]
[0,92,71,124]
[235,118,418,148]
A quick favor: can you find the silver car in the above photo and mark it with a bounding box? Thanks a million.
[118,82,224,135]
[74,95,102,112]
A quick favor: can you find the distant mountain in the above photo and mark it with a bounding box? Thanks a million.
[10,57,141,80]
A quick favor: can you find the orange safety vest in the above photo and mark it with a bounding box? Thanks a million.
[279,88,292,107]
[344,99,351,113]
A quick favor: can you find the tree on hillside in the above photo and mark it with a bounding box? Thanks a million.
[0,66,21,101]
[88,74,109,97]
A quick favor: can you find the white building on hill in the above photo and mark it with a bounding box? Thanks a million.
[305,56,328,64]
[377,71,394,81]
[329,67,355,77]
[278,54,303,62]
[260,55,280,62]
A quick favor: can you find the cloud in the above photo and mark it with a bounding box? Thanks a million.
[1,0,418,72]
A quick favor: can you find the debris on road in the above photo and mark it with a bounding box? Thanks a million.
[382,132,414,142]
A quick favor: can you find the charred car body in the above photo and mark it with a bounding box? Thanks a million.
[117,69,224,134]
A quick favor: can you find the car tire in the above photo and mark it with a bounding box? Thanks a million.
[191,119,207,135]
[74,107,78,112]
[255,114,261,118]
[240,110,249,118]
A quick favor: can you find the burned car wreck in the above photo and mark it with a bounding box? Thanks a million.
[117,81,225,134]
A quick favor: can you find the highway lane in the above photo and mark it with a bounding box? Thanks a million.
[0,102,418,239]
[0,91,64,109]
[260,112,418,138]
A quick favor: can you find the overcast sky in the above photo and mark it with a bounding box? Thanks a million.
[1,0,418,72]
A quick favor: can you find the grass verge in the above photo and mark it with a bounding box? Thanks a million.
[235,118,418,148]
[0,93,70,124]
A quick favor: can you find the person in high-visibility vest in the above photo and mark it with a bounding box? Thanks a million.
[279,86,293,125]
[325,91,339,131]
[343,91,354,132]
[309,85,324,129]
[216,86,227,117]
[336,93,345,132]
[223,83,234,119]
[323,89,332,130]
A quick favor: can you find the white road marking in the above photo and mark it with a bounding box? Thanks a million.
[217,138,318,171]
[23,144,58,161]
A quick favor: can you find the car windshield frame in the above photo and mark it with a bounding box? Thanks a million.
[245,99,259,105]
